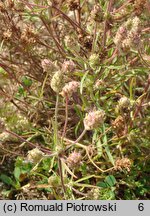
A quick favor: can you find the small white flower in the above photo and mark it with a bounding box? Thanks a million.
[60,81,79,97]
[62,60,75,73]
[84,110,105,130]
[118,96,130,109]
[27,148,44,163]
[41,59,57,72]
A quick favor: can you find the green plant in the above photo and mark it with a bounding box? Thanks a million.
[0,0,150,200]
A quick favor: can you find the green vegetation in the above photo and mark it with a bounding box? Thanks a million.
[0,0,150,200]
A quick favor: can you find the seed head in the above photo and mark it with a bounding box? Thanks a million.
[114,158,132,172]
[87,188,100,200]
[114,16,141,50]
[118,96,130,109]
[0,131,18,143]
[67,151,82,168]
[21,26,37,44]
[114,26,127,47]
[27,148,44,163]
[41,59,56,73]
[3,30,12,40]
[50,71,64,93]
[90,4,103,22]
[0,132,9,142]
[84,110,105,130]
[112,116,124,129]
[62,60,76,73]
[67,0,80,11]
[89,53,100,68]
[112,116,126,137]
[48,175,60,187]
[83,35,93,50]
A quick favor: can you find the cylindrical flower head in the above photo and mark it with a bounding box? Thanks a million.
[60,81,79,98]
[41,59,56,72]
[114,158,132,172]
[118,96,130,109]
[132,16,141,32]
[125,16,140,33]
[0,131,18,143]
[50,70,64,93]
[27,148,44,163]
[48,175,60,187]
[62,60,75,73]
[84,110,105,130]
[89,54,100,68]
[114,26,127,47]
[114,16,141,49]
[67,151,82,168]
[90,4,103,22]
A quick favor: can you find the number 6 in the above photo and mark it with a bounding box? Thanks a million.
[138,203,144,211]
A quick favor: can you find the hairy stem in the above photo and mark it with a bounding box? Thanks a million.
[54,94,59,149]
[58,158,66,195]
[62,96,69,139]
[103,0,114,47]
[4,129,52,155]
[54,94,66,196]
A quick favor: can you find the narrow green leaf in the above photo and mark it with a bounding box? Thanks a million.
[80,71,89,94]
[93,130,102,157]
[14,167,21,181]
[75,175,95,183]
[102,125,114,165]
[0,174,14,186]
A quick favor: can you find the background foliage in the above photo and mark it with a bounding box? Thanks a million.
[0,0,150,200]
